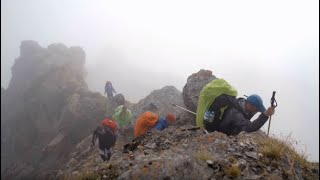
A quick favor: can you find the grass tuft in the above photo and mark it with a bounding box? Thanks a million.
[224,164,241,178]
[194,147,211,162]
[257,134,310,168]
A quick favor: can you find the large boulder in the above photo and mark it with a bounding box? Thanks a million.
[131,86,185,125]
[180,69,216,125]
[182,69,216,112]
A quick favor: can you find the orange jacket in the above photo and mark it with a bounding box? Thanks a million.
[134,111,159,137]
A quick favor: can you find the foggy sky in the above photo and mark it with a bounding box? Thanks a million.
[1,0,319,161]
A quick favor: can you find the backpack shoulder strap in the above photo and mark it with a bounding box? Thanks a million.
[230,98,251,119]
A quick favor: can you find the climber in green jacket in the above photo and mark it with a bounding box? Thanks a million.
[112,104,132,135]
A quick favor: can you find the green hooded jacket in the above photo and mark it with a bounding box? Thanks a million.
[112,105,132,127]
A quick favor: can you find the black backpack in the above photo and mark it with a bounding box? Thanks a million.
[204,94,250,132]
[94,126,116,149]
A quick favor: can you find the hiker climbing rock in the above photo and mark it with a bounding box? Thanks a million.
[196,78,275,135]
[134,111,176,137]
[91,118,117,162]
[112,104,132,136]
[104,81,116,100]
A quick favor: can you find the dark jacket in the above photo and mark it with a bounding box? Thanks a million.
[92,126,116,150]
[217,98,269,136]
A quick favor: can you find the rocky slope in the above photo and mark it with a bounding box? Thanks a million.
[59,126,319,180]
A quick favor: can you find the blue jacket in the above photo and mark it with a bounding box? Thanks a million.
[154,117,168,131]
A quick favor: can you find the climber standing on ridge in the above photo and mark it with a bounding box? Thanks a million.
[112,103,132,136]
[91,118,118,162]
[104,81,116,100]
[134,111,176,137]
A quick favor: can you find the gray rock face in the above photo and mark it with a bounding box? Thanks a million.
[1,41,106,179]
[180,69,216,125]
[182,69,216,112]
[131,86,185,125]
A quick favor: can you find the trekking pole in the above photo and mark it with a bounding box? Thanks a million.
[171,104,197,115]
[267,91,278,137]
[171,104,211,134]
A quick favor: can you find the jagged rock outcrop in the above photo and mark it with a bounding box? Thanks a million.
[131,86,185,125]
[182,69,216,112]
[180,69,216,125]
[59,125,319,179]
[0,41,110,179]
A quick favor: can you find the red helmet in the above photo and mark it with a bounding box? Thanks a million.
[166,113,176,123]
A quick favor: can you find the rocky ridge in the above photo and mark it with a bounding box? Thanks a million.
[1,41,318,180]
[59,125,319,180]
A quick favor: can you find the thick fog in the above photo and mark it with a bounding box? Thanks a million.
[1,0,319,161]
